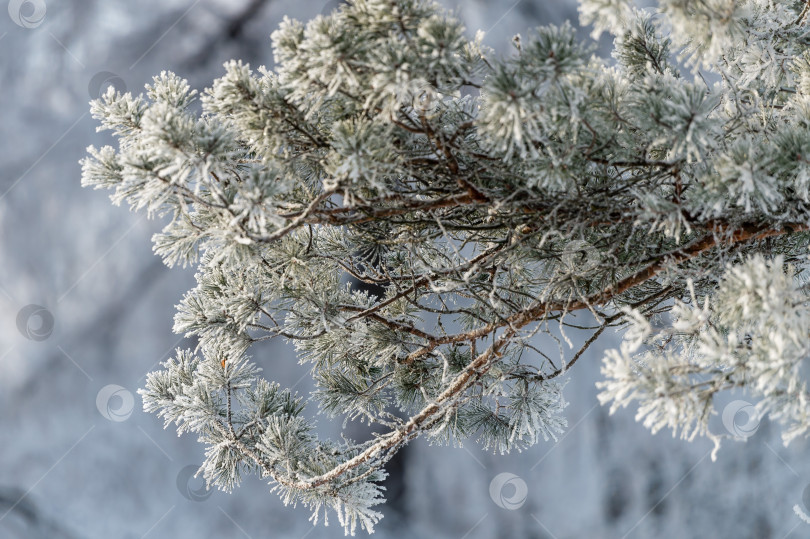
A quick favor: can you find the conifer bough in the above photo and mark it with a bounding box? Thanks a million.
[82,0,810,533]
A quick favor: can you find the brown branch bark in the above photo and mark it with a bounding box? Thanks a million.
[795,0,810,25]
[402,221,809,363]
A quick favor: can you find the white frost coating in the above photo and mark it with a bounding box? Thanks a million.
[80,0,810,534]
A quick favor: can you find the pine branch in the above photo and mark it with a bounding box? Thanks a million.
[85,0,810,532]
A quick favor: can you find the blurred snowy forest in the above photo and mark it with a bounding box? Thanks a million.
[1,0,808,537]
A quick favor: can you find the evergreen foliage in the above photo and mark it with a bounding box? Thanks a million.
[82,0,810,533]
